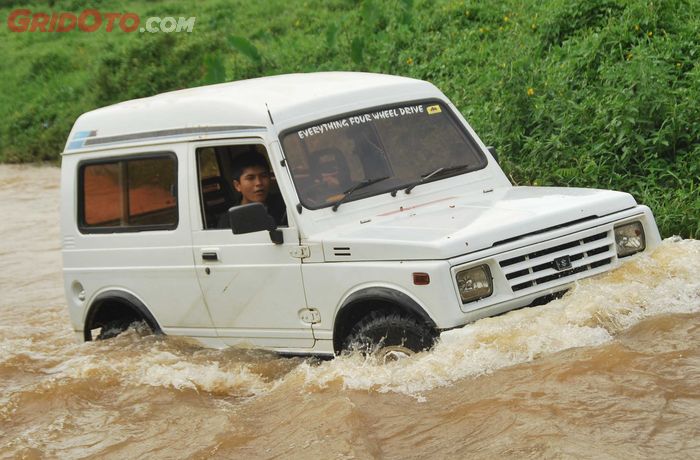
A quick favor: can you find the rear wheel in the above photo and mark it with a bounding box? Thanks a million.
[342,311,435,362]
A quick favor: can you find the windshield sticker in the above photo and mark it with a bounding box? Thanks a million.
[297,104,429,139]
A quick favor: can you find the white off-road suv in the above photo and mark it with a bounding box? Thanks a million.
[61,72,660,359]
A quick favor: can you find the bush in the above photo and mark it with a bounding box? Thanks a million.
[93,33,225,106]
[0,0,698,238]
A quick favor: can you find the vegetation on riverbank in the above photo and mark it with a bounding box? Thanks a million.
[1,0,698,237]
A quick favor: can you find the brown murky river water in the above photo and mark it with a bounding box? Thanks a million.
[1,164,699,459]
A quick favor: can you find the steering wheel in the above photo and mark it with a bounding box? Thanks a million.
[303,181,345,206]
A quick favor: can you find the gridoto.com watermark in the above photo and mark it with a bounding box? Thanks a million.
[7,9,196,33]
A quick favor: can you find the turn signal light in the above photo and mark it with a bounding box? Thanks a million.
[413,272,430,285]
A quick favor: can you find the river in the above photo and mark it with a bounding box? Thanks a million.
[1,164,699,459]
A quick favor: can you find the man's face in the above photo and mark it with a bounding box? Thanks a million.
[318,154,340,187]
[233,165,270,204]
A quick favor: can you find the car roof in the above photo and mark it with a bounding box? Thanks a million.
[64,72,440,153]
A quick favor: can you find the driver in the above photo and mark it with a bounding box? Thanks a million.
[304,149,347,204]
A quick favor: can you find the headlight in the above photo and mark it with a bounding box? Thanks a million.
[455,264,493,303]
[614,221,646,257]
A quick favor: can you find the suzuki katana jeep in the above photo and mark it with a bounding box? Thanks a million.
[61,72,659,360]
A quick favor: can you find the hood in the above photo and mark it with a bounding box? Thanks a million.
[316,186,637,261]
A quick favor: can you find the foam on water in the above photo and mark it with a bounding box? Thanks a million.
[0,332,275,404]
[297,238,700,396]
[36,339,277,398]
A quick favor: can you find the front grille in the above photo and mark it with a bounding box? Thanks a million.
[499,230,615,292]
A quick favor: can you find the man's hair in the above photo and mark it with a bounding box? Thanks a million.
[231,150,269,181]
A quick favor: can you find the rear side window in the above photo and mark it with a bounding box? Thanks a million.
[79,154,178,232]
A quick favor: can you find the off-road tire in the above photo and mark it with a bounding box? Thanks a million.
[342,311,435,360]
[96,319,137,340]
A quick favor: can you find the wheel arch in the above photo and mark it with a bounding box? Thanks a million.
[83,290,162,341]
[332,286,437,354]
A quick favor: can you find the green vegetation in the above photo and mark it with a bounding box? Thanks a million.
[1,0,698,237]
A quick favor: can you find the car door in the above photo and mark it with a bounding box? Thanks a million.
[188,139,315,349]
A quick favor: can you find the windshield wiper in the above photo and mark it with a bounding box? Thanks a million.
[402,163,471,194]
[332,176,390,211]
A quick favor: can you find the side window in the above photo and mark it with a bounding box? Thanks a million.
[196,144,288,230]
[197,147,220,178]
[79,154,178,232]
[197,146,231,229]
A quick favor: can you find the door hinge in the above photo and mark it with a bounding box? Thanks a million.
[290,245,310,259]
[299,308,321,324]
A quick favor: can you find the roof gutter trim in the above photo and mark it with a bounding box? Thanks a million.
[66,125,267,151]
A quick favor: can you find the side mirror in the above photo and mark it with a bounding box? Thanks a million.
[486,146,499,164]
[228,203,283,244]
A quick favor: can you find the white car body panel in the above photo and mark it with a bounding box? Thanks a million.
[60,143,217,343]
[60,72,662,356]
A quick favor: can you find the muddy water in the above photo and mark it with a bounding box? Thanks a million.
[1,164,699,459]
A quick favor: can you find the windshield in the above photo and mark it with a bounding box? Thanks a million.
[281,100,487,209]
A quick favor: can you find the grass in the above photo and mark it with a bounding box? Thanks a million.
[1,0,698,238]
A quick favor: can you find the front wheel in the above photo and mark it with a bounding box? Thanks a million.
[342,311,436,362]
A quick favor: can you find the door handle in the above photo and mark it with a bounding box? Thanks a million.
[202,251,219,261]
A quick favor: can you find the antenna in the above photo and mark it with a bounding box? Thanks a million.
[265,103,275,125]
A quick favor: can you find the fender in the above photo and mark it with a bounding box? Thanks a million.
[333,286,437,352]
[84,290,162,341]
[340,286,437,325]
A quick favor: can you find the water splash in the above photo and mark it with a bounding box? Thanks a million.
[2,238,698,402]
[297,238,700,396]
